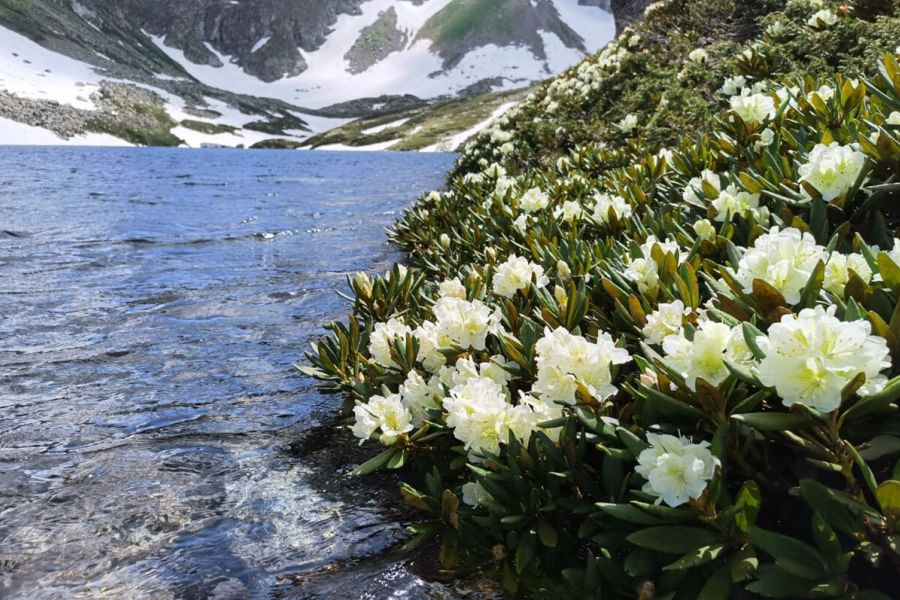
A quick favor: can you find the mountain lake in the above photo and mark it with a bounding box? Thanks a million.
[0,147,462,599]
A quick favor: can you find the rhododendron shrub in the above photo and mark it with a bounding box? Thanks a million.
[304,0,900,597]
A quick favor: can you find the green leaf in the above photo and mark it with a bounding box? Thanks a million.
[440,529,460,568]
[627,526,721,554]
[734,480,762,532]
[351,447,399,476]
[745,565,815,598]
[876,480,900,516]
[748,526,827,579]
[842,374,900,420]
[663,543,726,570]
[800,479,876,536]
[516,531,537,573]
[877,252,900,296]
[860,435,900,460]
[697,563,733,600]
[617,427,648,457]
[537,519,558,548]
[596,502,666,525]
[387,449,407,469]
[810,514,843,574]
[731,411,815,431]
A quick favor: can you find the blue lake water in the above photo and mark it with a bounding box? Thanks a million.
[0,147,457,599]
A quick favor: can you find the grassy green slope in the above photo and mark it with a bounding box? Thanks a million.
[303,86,534,151]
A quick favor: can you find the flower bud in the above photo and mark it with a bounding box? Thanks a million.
[439,233,451,249]
[553,285,568,309]
[557,259,572,282]
[351,271,372,299]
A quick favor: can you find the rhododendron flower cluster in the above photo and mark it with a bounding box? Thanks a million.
[798,142,867,201]
[642,300,689,345]
[729,92,776,124]
[636,434,720,507]
[352,394,414,445]
[518,187,550,213]
[732,227,826,304]
[662,320,754,390]
[756,306,891,413]
[533,327,631,405]
[493,255,548,298]
[591,192,632,224]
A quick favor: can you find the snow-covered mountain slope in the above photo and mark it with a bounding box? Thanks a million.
[143,0,614,108]
[0,0,616,147]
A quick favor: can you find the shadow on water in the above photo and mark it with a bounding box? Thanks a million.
[0,147,470,599]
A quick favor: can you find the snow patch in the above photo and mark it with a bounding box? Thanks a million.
[0,25,102,110]
[362,117,410,135]
[421,101,518,153]
[0,117,133,146]
[251,36,272,54]
[317,138,403,152]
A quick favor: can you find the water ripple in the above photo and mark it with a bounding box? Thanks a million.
[0,147,457,599]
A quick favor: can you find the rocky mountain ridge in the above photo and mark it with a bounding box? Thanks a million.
[0,0,641,147]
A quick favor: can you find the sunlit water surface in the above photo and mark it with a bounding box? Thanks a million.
[0,147,458,599]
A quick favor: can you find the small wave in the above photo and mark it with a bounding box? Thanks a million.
[1,230,30,238]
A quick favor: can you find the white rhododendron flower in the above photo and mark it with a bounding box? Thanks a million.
[493,254,548,298]
[495,176,516,197]
[636,434,720,507]
[639,235,680,258]
[662,320,754,390]
[720,75,747,96]
[693,218,716,242]
[438,277,467,299]
[461,481,493,507]
[513,214,530,233]
[622,235,681,293]
[507,393,565,443]
[351,393,414,445]
[413,320,453,372]
[887,238,900,267]
[683,170,721,204]
[443,376,510,457]
[823,252,873,296]
[591,192,632,224]
[711,184,765,222]
[766,20,787,37]
[755,128,775,150]
[688,48,708,63]
[644,0,668,17]
[519,187,550,213]
[643,300,689,344]
[733,227,827,304]
[624,257,660,294]
[554,200,584,222]
[798,142,867,201]
[484,163,506,179]
[807,84,834,104]
[808,9,838,28]
[618,113,639,133]
[369,317,412,368]
[400,370,443,425]
[432,296,502,351]
[533,327,631,405]
[756,306,891,413]
[730,92,776,124]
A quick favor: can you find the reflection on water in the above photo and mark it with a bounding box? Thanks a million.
[0,147,457,598]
